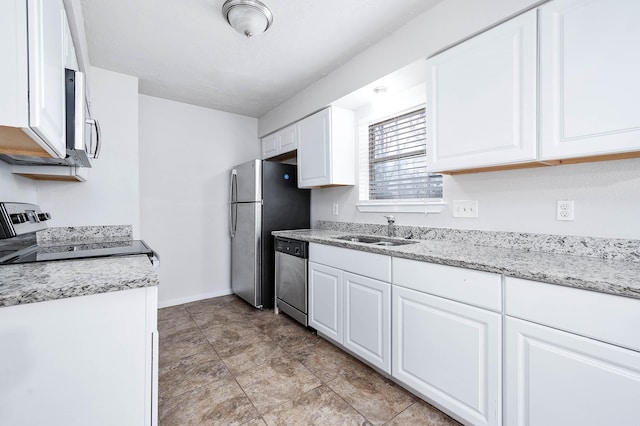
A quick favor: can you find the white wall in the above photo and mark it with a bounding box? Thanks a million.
[36,67,141,234]
[1,67,140,233]
[138,95,259,307]
[0,161,37,202]
[312,158,640,240]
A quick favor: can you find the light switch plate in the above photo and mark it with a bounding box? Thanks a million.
[452,200,478,218]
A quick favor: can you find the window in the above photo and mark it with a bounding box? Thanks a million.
[367,108,442,201]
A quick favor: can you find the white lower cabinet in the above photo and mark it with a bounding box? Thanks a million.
[0,287,158,426]
[392,286,501,426]
[308,243,392,373]
[504,276,640,426]
[343,272,391,373]
[308,261,343,344]
[505,317,640,426]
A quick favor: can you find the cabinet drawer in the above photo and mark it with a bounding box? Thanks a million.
[505,277,640,352]
[393,258,502,312]
[309,243,391,282]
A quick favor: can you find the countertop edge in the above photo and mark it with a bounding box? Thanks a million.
[0,255,159,308]
[273,230,640,301]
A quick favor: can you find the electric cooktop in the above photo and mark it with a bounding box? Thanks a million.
[0,202,157,266]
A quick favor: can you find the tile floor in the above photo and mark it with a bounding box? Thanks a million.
[158,294,461,426]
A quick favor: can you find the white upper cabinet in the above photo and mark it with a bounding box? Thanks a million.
[426,10,537,173]
[539,0,640,160]
[0,0,69,158]
[261,124,297,159]
[297,107,355,188]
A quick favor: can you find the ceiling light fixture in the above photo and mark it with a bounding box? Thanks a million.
[222,0,273,38]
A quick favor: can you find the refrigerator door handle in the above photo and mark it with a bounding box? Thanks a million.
[230,170,238,237]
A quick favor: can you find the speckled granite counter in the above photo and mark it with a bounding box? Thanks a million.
[272,229,640,300]
[0,255,158,307]
[0,226,159,308]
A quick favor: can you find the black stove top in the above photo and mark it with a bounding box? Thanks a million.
[0,202,157,266]
[0,239,154,265]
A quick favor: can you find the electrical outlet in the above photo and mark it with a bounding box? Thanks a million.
[452,200,478,218]
[556,200,574,221]
[332,203,339,216]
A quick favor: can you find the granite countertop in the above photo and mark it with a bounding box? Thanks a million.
[273,229,640,300]
[0,225,159,308]
[0,255,159,307]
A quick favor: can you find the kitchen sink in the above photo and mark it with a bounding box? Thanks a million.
[335,235,418,246]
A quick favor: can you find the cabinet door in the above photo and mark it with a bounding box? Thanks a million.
[297,108,331,188]
[343,272,391,373]
[27,0,67,158]
[539,0,640,160]
[279,124,297,154]
[393,286,501,426]
[308,261,342,344]
[426,10,537,172]
[261,132,279,159]
[505,316,640,426]
[0,287,157,426]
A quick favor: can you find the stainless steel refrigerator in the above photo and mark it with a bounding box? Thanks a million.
[229,159,310,309]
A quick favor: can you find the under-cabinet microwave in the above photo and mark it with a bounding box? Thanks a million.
[0,69,100,167]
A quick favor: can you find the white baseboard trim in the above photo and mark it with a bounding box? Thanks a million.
[158,289,234,308]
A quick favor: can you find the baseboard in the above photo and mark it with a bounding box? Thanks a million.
[158,289,233,308]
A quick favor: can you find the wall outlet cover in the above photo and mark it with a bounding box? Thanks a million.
[557,200,574,221]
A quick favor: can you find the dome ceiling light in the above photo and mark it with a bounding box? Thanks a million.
[222,0,274,38]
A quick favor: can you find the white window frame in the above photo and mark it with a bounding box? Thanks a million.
[357,100,445,214]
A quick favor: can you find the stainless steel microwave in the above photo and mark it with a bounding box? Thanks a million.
[0,69,100,167]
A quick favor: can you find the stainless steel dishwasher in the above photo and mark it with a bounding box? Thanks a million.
[274,237,308,326]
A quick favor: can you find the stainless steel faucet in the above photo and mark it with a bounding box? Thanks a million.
[383,215,395,237]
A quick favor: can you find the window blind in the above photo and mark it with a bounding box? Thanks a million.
[368,108,442,200]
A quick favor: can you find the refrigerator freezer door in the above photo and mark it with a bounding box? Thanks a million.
[233,159,262,203]
[231,202,262,307]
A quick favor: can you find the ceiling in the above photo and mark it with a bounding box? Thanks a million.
[80,0,443,118]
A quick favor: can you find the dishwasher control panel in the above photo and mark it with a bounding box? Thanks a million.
[274,237,307,259]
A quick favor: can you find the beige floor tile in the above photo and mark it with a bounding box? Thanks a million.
[262,385,370,426]
[158,305,191,323]
[159,345,220,376]
[159,328,211,365]
[385,400,462,426]
[236,355,322,414]
[217,335,287,375]
[327,366,416,425]
[290,339,364,383]
[190,308,252,329]
[201,320,264,348]
[241,418,267,426]
[258,317,320,350]
[159,354,231,399]
[160,376,259,426]
[158,314,199,339]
